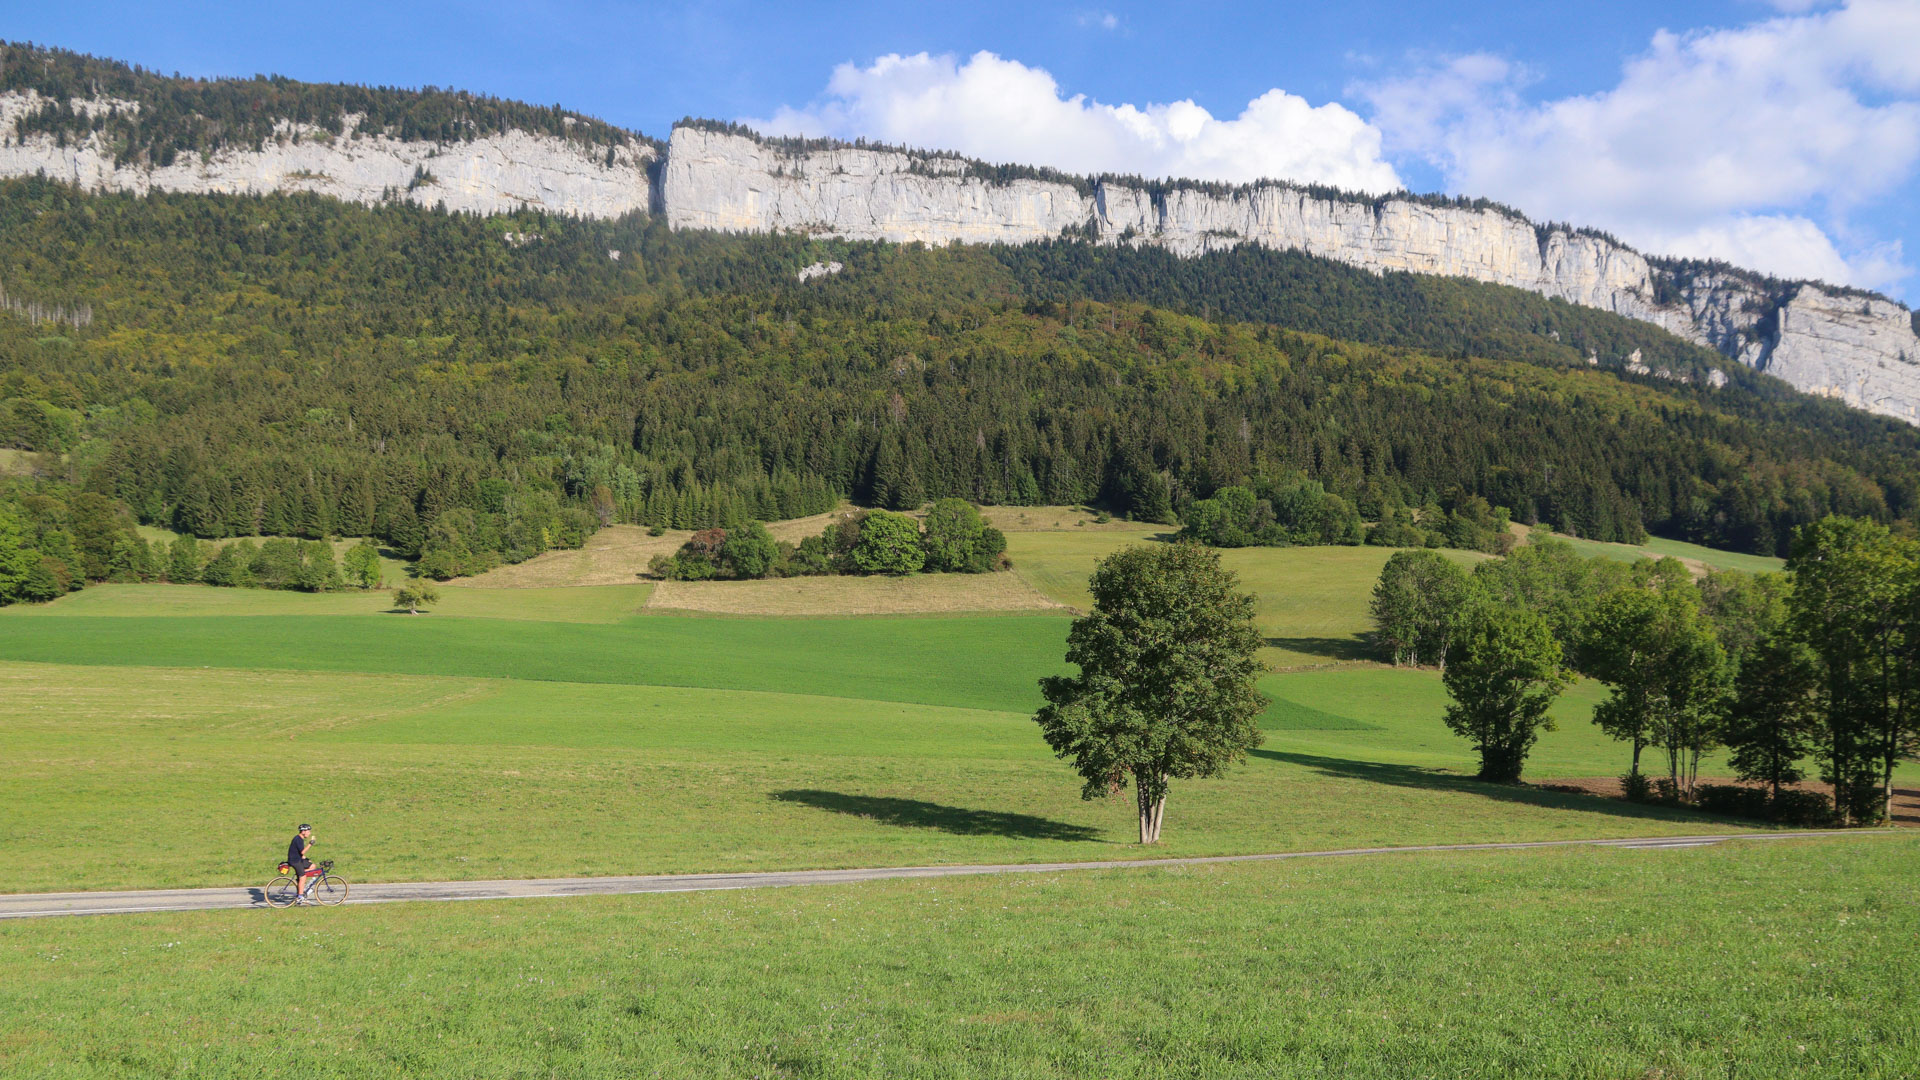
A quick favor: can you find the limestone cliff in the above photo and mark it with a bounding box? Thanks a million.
[4,88,1915,426]
[0,91,656,218]
[663,126,1920,425]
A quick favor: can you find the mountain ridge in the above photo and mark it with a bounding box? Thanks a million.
[1,41,1915,425]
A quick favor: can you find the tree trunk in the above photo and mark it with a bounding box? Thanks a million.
[1136,778,1167,845]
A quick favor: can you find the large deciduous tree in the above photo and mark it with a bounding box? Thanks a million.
[1722,627,1821,801]
[1440,603,1569,783]
[1581,564,1731,797]
[920,499,1005,573]
[1787,517,1918,825]
[1034,543,1267,844]
[850,510,925,576]
[1370,550,1472,668]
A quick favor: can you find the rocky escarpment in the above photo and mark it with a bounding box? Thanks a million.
[0,91,656,218]
[3,88,1914,425]
[664,126,1920,425]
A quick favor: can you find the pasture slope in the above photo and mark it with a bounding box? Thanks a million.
[1,517,1910,1077]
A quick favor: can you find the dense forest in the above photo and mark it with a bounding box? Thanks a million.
[2,174,1919,602]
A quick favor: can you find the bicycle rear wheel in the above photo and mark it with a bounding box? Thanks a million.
[266,876,299,908]
[314,875,349,907]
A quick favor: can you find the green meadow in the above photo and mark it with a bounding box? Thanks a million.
[1,837,1913,1078]
[1006,528,1488,669]
[0,530,1850,895]
[1,531,1907,1077]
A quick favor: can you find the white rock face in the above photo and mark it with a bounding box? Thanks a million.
[0,91,656,218]
[4,98,1915,425]
[662,127,1920,425]
[663,127,1091,243]
[1765,288,1920,423]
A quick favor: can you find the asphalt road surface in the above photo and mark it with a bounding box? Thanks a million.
[0,830,1881,920]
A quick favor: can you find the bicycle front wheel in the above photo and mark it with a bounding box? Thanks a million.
[314,875,349,906]
[266,876,299,908]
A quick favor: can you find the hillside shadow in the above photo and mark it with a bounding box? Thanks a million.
[1252,750,1755,825]
[1894,788,1920,827]
[1264,635,1374,663]
[771,790,1101,842]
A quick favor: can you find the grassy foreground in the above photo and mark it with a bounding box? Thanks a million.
[0,660,1760,893]
[2,837,1913,1078]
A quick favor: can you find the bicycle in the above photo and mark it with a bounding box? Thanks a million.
[266,859,349,908]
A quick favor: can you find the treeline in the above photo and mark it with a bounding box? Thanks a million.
[1,179,1917,595]
[1180,476,1516,553]
[1374,517,1918,825]
[0,483,395,604]
[1,42,639,169]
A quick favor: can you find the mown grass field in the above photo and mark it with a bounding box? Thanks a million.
[3,527,1891,899]
[1544,531,1787,575]
[0,656,1758,893]
[1006,528,1487,668]
[2,581,653,622]
[2,837,1913,1078]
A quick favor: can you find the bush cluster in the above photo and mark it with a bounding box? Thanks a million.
[648,501,1008,582]
[1180,476,1514,555]
[1691,783,1833,826]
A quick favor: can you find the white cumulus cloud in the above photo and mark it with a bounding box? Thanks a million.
[747,51,1403,193]
[1356,0,1920,293]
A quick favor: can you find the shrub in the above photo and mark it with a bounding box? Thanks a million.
[392,582,440,613]
[921,499,1006,573]
[201,542,255,587]
[784,534,835,576]
[1620,772,1654,803]
[718,522,779,579]
[1694,783,1769,819]
[851,509,925,575]
[1693,783,1834,826]
[1769,788,1835,827]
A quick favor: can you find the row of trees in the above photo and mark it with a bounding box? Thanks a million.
[1180,477,1516,554]
[0,485,393,603]
[1385,517,1918,825]
[649,501,1009,581]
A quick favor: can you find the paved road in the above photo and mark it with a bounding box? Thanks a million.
[0,830,1884,920]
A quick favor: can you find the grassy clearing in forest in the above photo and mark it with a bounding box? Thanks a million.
[1539,530,1786,575]
[0,837,1912,1079]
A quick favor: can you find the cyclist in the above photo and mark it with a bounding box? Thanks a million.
[286,823,322,905]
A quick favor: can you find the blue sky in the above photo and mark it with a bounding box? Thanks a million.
[6,1,1917,301]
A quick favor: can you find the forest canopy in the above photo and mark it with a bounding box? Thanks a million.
[2,175,1918,605]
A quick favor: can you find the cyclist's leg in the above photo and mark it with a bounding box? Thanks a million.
[298,866,323,897]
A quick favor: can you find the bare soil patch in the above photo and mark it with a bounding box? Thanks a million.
[1542,776,1920,827]
[646,572,1067,616]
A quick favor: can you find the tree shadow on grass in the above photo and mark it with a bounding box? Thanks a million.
[1252,750,1759,826]
[1264,635,1376,663]
[770,790,1101,842]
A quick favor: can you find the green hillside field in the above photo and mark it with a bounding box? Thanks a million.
[2,533,1884,895]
